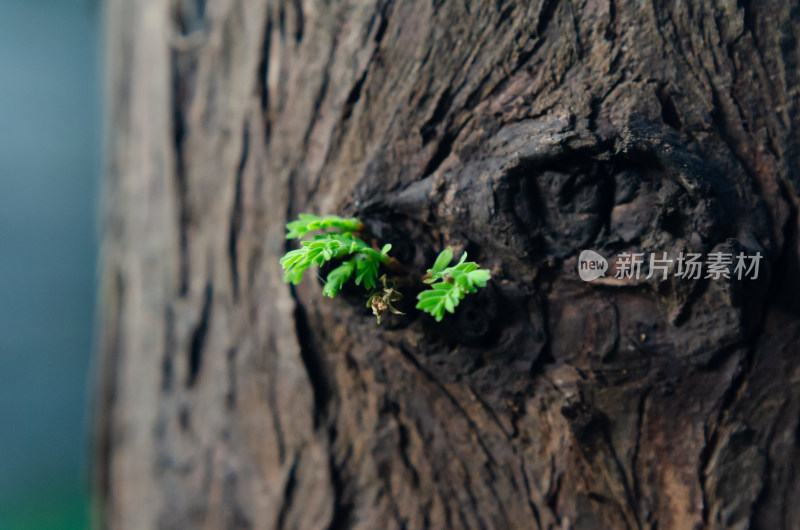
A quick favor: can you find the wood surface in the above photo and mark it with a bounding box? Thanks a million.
[95,0,800,528]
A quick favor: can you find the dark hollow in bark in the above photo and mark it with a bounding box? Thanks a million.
[95,0,800,528]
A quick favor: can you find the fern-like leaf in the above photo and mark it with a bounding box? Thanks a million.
[448,263,491,293]
[280,217,392,298]
[416,248,491,320]
[355,255,379,290]
[323,259,356,297]
[285,214,363,239]
[416,282,464,321]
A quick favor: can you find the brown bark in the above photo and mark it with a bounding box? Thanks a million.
[95,0,800,528]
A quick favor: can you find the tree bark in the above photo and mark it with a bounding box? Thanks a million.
[95,0,800,528]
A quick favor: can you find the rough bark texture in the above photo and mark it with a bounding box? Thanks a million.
[96,0,800,528]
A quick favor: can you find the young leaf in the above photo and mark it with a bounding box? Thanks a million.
[449,263,490,293]
[424,247,454,284]
[322,259,356,298]
[355,255,380,290]
[280,248,314,284]
[280,216,392,299]
[416,282,464,322]
[286,214,363,239]
[431,247,453,273]
[282,265,306,285]
[416,250,491,320]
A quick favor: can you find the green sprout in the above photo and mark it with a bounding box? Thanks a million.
[280,214,391,297]
[280,214,491,324]
[285,213,363,239]
[415,248,491,322]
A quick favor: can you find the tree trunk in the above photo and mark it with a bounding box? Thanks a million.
[95,0,800,528]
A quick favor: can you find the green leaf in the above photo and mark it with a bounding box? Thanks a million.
[280,248,314,284]
[415,282,465,322]
[322,260,356,298]
[280,217,394,300]
[449,265,490,293]
[283,266,306,285]
[286,213,363,239]
[355,256,380,290]
[431,247,453,273]
[416,250,491,321]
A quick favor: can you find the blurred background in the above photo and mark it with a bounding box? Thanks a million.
[0,0,99,528]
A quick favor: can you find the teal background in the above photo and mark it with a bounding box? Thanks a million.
[0,0,99,528]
